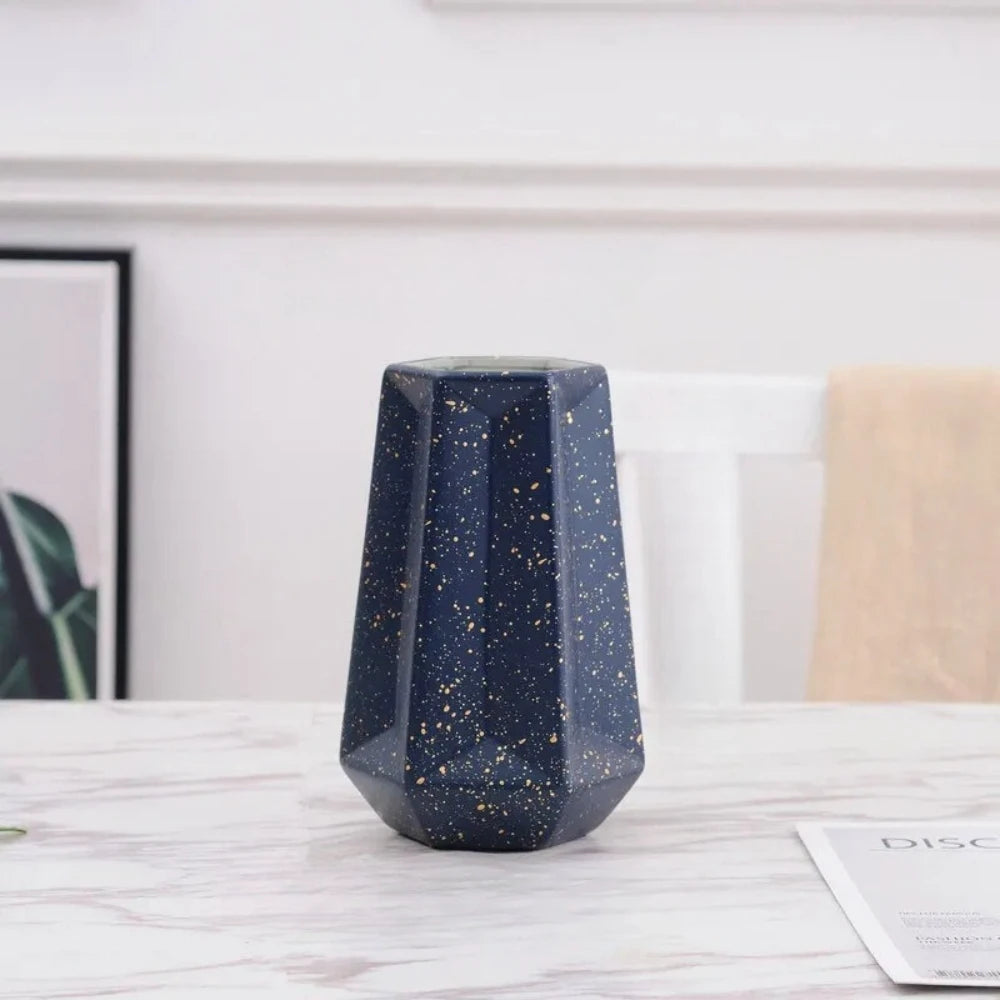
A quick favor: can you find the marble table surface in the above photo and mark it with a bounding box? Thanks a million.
[1,702,998,999]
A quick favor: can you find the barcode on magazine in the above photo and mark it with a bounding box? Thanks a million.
[933,970,1000,980]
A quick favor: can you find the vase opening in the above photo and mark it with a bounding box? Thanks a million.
[405,356,591,374]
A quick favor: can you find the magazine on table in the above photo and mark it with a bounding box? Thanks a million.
[799,822,1000,988]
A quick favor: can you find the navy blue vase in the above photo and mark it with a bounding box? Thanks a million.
[341,358,643,850]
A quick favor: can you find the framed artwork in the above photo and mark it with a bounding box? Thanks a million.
[0,248,131,700]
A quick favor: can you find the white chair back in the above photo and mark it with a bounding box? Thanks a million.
[610,372,827,704]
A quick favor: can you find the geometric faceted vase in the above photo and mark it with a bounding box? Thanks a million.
[341,358,643,850]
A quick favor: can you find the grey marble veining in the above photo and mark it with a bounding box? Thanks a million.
[0,702,997,998]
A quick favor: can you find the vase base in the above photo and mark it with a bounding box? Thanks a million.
[344,756,643,853]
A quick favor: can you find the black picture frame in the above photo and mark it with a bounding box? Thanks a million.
[0,247,131,699]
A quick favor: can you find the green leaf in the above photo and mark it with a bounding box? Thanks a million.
[0,591,23,681]
[9,493,82,612]
[0,492,95,699]
[50,588,98,700]
[0,656,35,699]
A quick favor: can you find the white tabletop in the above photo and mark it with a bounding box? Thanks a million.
[1,702,997,999]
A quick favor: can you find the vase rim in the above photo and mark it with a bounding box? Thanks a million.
[398,356,596,375]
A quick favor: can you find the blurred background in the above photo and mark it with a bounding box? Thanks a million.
[1,1,997,700]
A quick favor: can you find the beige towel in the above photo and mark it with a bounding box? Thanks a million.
[809,367,1000,702]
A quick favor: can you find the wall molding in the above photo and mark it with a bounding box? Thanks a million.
[430,0,1000,11]
[2,154,1000,228]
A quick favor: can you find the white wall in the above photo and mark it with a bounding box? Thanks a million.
[1,1,999,699]
[3,2,999,165]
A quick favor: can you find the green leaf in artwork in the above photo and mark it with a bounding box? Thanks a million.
[0,585,24,685]
[0,490,97,700]
[9,494,83,612]
[0,655,34,699]
[50,587,98,701]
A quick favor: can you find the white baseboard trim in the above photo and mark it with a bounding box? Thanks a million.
[2,154,1000,227]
